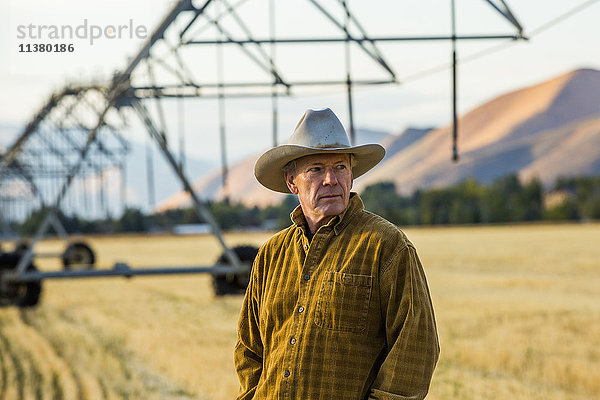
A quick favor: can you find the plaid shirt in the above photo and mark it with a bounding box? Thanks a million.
[235,193,439,399]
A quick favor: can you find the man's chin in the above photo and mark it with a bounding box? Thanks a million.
[318,202,346,217]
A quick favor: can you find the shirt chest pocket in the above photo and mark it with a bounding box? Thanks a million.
[315,271,373,333]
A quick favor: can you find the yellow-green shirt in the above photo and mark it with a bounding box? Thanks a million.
[235,193,439,399]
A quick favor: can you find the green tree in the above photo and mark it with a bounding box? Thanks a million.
[544,199,580,220]
[487,174,524,222]
[448,178,487,224]
[20,208,50,236]
[419,189,452,225]
[361,182,409,225]
[520,178,543,221]
[115,208,146,232]
[552,175,600,220]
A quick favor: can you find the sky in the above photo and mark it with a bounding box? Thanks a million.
[2,1,599,155]
[1,0,599,212]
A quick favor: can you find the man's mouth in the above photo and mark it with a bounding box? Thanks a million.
[319,194,342,200]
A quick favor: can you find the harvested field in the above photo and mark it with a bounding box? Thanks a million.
[0,224,598,399]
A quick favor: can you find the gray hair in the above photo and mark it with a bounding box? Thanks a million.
[282,154,356,176]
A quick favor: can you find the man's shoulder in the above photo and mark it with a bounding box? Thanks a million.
[352,209,413,249]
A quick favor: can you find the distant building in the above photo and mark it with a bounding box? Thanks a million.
[172,223,212,235]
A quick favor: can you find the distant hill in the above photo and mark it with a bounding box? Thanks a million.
[381,127,433,160]
[157,68,600,210]
[353,128,390,146]
[357,68,600,193]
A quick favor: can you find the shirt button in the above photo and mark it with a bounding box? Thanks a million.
[303,244,309,251]
[298,306,305,313]
[290,337,296,345]
[303,274,310,281]
[283,370,290,378]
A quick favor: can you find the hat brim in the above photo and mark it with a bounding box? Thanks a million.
[254,144,386,193]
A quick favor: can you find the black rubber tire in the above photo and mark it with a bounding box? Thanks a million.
[212,245,258,296]
[0,255,42,308]
[14,240,31,255]
[62,241,95,270]
[16,265,42,308]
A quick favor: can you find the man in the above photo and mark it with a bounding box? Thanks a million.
[235,108,439,399]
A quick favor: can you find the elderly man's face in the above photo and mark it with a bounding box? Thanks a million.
[284,153,353,232]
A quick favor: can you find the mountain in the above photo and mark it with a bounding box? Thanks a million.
[356,68,600,193]
[381,127,433,160]
[353,128,390,145]
[157,68,600,210]
[155,153,281,211]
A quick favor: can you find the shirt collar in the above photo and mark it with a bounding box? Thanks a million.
[290,192,364,236]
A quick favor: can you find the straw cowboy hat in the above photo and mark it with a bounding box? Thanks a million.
[255,108,386,193]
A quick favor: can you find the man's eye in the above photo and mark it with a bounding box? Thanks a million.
[336,165,346,170]
[309,167,321,172]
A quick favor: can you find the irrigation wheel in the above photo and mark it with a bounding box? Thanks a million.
[212,245,258,296]
[62,241,96,270]
[0,252,42,308]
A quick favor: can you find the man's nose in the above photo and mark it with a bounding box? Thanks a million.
[322,167,338,186]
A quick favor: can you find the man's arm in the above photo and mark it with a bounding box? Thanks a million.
[369,244,439,400]
[234,256,264,400]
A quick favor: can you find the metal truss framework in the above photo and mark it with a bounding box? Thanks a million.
[0,86,129,224]
[0,0,526,275]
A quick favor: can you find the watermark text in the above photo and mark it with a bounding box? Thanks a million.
[16,19,148,46]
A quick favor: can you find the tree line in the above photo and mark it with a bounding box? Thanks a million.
[15,174,600,235]
[361,174,599,226]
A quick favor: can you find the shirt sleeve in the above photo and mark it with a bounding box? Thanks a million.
[368,244,440,400]
[234,253,264,400]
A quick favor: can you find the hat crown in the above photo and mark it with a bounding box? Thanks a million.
[288,108,351,148]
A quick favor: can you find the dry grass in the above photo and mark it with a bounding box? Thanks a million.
[0,224,598,399]
[410,223,600,400]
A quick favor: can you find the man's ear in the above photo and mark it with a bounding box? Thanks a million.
[284,172,299,194]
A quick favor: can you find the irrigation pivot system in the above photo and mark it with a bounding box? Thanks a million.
[0,0,525,306]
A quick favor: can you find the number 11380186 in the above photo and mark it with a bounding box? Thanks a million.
[19,43,75,52]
